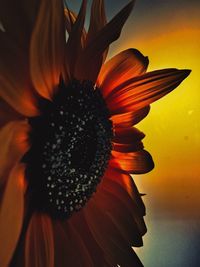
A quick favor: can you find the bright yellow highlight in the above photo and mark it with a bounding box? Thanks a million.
[112,19,200,219]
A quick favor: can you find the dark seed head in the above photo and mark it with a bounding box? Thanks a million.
[24,80,113,219]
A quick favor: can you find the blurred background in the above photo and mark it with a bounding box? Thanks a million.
[69,1,200,266]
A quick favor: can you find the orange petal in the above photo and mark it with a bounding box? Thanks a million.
[0,1,40,45]
[110,150,154,174]
[0,32,39,117]
[30,0,66,99]
[84,198,143,267]
[86,0,108,62]
[65,0,87,79]
[0,120,30,187]
[111,105,150,128]
[25,213,54,267]
[0,99,22,128]
[96,188,144,247]
[86,0,107,43]
[64,8,86,48]
[113,127,145,153]
[70,211,108,267]
[53,220,92,267]
[101,177,147,237]
[0,164,25,267]
[75,1,135,82]
[107,68,191,115]
[97,49,149,98]
[105,166,146,216]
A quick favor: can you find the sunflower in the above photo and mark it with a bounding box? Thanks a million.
[0,0,190,267]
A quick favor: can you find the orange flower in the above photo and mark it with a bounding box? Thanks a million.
[0,1,190,267]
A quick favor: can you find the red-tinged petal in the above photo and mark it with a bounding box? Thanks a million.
[84,199,143,267]
[25,213,54,267]
[101,178,147,237]
[113,127,145,152]
[75,1,135,82]
[65,0,87,79]
[105,166,146,216]
[30,0,66,99]
[114,127,145,143]
[70,211,107,267]
[86,0,108,61]
[113,141,144,153]
[98,189,144,247]
[0,33,39,117]
[64,8,86,47]
[0,0,40,45]
[53,220,92,267]
[0,164,25,267]
[111,106,150,128]
[0,121,30,187]
[97,49,149,98]
[107,68,191,115]
[65,221,94,267]
[0,100,22,128]
[86,0,107,43]
[110,150,154,174]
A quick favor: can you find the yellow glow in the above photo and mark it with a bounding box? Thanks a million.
[111,20,200,218]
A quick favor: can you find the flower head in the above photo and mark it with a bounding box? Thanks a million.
[0,0,190,266]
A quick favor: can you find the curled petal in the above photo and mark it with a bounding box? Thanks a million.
[30,0,66,99]
[25,213,54,267]
[75,0,135,82]
[111,106,150,128]
[107,68,191,115]
[98,49,149,98]
[111,150,154,174]
[0,164,25,267]
[113,127,145,152]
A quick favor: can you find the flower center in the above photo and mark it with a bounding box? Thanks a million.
[24,80,113,219]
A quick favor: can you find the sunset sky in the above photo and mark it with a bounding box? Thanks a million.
[68,1,200,266]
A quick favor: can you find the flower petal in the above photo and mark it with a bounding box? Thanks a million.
[84,198,143,267]
[64,8,86,47]
[110,150,154,174]
[53,220,93,267]
[0,0,40,44]
[75,0,135,82]
[107,68,191,115]
[101,177,146,237]
[0,164,25,267]
[0,121,30,187]
[105,166,146,216]
[65,0,87,79]
[30,0,66,99]
[25,213,54,267]
[69,211,108,267]
[0,32,39,117]
[113,127,145,152]
[86,0,107,43]
[0,100,22,128]
[97,49,149,98]
[111,105,150,128]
